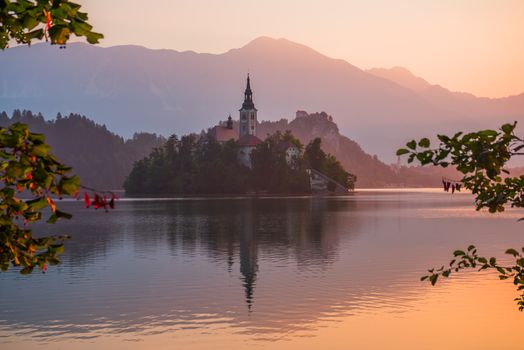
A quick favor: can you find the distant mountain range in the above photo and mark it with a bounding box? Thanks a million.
[1,109,463,189]
[1,37,523,163]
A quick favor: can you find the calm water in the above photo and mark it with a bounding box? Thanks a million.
[1,189,524,349]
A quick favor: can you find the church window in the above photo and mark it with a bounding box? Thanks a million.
[250,113,255,120]
[242,114,246,120]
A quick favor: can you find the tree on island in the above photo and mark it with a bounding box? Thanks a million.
[250,131,309,193]
[125,131,355,195]
[304,138,356,190]
[397,122,524,310]
[0,0,103,273]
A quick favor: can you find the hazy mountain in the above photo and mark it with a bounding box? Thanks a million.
[367,66,524,127]
[256,111,462,188]
[367,66,434,93]
[1,37,523,163]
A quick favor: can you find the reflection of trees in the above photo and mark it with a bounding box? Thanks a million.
[49,198,357,308]
[12,196,484,344]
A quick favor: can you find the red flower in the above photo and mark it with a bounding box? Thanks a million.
[84,192,91,208]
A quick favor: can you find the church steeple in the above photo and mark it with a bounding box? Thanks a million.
[242,74,255,110]
[239,74,258,137]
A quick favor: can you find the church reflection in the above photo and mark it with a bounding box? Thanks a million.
[239,200,257,310]
[1,196,376,339]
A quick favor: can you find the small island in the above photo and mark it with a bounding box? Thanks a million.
[124,76,356,196]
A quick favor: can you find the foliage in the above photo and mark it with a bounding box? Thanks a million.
[124,134,251,195]
[420,245,524,311]
[0,123,80,273]
[125,131,355,195]
[1,4,104,274]
[250,131,309,193]
[304,138,356,190]
[0,0,103,49]
[1,110,166,189]
[397,122,524,309]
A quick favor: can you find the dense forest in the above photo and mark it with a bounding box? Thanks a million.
[0,110,165,189]
[124,131,355,195]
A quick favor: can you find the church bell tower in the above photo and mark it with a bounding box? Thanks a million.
[239,74,257,137]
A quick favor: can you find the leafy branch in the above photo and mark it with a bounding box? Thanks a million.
[397,122,524,213]
[1,0,103,49]
[0,123,80,273]
[397,122,524,310]
[422,245,524,311]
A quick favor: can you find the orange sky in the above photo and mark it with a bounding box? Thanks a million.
[81,0,524,98]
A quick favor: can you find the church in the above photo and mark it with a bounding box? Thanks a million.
[210,75,262,167]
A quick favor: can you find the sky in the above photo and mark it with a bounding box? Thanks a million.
[80,0,524,98]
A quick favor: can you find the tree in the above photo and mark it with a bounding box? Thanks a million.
[1,0,103,49]
[0,123,80,273]
[1,0,103,273]
[304,137,356,190]
[250,131,309,193]
[397,122,524,310]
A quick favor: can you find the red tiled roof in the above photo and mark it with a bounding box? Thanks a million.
[210,126,239,142]
[237,134,262,147]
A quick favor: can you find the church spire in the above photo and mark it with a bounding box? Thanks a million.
[239,73,258,138]
[246,74,252,94]
[242,74,255,109]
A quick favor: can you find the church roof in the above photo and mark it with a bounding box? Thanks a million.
[237,134,262,147]
[210,125,239,142]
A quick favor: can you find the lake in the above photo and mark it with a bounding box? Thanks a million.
[1,189,523,349]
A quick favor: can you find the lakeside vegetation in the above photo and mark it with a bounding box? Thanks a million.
[124,131,355,195]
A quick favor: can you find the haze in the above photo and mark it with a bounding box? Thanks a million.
[80,0,524,98]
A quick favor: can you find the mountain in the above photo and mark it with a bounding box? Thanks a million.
[1,37,523,163]
[367,66,434,93]
[1,108,463,189]
[0,110,165,189]
[256,111,462,188]
[367,66,524,127]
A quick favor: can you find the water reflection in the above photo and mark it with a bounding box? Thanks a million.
[1,192,523,348]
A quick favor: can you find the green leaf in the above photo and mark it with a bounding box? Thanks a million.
[396,148,410,156]
[28,133,45,144]
[501,123,515,134]
[26,197,48,211]
[49,25,71,45]
[47,209,73,223]
[58,176,80,195]
[437,134,450,143]
[418,138,430,148]
[429,274,438,286]
[406,140,417,150]
[85,32,104,44]
[506,248,520,257]
[453,250,465,257]
[31,144,50,157]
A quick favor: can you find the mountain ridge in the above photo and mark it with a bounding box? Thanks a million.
[1,36,523,163]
